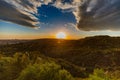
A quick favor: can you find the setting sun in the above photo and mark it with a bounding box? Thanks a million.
[56,32,66,39]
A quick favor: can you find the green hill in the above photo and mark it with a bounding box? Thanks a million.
[0,36,120,78]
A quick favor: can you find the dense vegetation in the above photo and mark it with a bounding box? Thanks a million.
[0,53,74,80]
[0,36,120,80]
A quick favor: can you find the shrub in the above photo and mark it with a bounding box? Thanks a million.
[16,62,74,80]
[87,69,111,80]
[110,70,120,80]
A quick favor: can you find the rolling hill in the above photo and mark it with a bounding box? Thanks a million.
[0,36,120,77]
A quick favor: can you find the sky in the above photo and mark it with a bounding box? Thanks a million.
[0,0,120,39]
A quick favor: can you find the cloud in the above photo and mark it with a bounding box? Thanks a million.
[1,0,120,31]
[76,0,120,31]
[53,0,73,10]
[0,0,52,28]
[52,0,120,31]
[0,0,79,28]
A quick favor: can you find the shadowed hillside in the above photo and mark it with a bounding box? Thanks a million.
[0,36,120,78]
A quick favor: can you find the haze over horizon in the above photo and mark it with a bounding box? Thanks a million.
[1,0,120,39]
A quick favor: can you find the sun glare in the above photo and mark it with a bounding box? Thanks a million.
[56,32,66,39]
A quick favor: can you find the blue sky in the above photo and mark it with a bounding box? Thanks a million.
[38,4,76,24]
[0,0,120,39]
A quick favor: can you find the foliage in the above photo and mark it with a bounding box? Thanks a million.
[87,69,111,80]
[0,53,74,80]
[110,70,120,80]
[0,53,30,80]
[16,62,74,80]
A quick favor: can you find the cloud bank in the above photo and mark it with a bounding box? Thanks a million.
[0,0,51,28]
[0,0,120,31]
[77,0,120,31]
[53,0,120,31]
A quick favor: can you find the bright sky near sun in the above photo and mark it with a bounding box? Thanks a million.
[1,0,120,39]
[56,32,66,39]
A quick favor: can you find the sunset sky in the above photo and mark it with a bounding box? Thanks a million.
[0,0,120,39]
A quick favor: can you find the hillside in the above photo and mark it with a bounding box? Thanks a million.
[0,36,120,78]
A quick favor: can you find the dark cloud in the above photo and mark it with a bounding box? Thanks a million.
[77,0,120,31]
[0,0,40,28]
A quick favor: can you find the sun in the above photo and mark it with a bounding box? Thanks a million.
[56,32,66,39]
